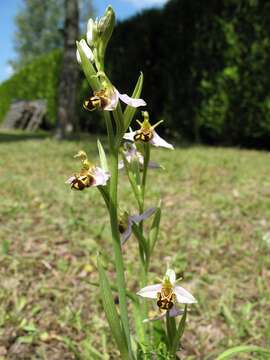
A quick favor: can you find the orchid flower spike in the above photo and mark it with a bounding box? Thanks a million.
[118,143,162,170]
[119,207,156,244]
[83,86,146,112]
[137,269,196,321]
[123,111,174,149]
[66,150,110,190]
[76,39,94,64]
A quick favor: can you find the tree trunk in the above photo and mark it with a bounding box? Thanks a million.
[56,0,79,139]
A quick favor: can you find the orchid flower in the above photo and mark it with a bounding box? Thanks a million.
[119,207,156,244]
[66,151,110,190]
[76,39,94,64]
[137,269,196,321]
[83,87,146,112]
[118,143,161,170]
[123,111,174,149]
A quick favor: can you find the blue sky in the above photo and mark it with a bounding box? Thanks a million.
[0,0,168,83]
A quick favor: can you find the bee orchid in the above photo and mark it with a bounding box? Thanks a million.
[137,269,196,320]
[83,87,146,112]
[123,111,174,149]
[66,151,110,190]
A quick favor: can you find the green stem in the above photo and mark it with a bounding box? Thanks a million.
[141,143,150,209]
[103,111,114,151]
[138,143,150,251]
[166,311,176,352]
[102,110,133,358]
[109,149,132,358]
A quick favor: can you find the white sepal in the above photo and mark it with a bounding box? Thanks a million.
[151,131,174,149]
[92,166,110,186]
[136,284,162,299]
[117,90,146,108]
[174,285,197,304]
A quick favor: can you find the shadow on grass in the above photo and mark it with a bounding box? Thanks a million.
[0,130,106,144]
[0,130,51,142]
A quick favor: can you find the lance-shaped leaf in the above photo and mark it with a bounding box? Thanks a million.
[76,41,100,91]
[123,155,143,209]
[97,139,109,172]
[124,72,144,130]
[171,305,187,354]
[216,345,270,360]
[97,256,129,359]
[149,205,161,253]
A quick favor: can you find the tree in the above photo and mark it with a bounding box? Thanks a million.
[56,0,79,138]
[12,0,94,70]
[12,0,63,69]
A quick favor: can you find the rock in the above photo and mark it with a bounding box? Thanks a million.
[2,100,48,131]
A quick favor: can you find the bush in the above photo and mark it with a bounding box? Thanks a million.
[0,50,62,125]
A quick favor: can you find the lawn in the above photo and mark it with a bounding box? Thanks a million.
[0,131,270,359]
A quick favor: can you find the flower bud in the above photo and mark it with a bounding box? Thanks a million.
[76,39,94,64]
[98,6,115,51]
[86,18,98,46]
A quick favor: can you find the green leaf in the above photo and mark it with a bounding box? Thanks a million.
[124,72,144,130]
[1,239,10,254]
[129,156,141,187]
[149,205,161,253]
[123,155,143,209]
[97,139,109,172]
[81,339,106,360]
[18,335,34,344]
[76,41,100,91]
[97,256,129,359]
[216,345,270,360]
[220,303,237,328]
[171,305,187,354]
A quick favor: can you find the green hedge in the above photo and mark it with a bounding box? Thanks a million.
[108,0,270,147]
[2,0,270,148]
[0,50,62,125]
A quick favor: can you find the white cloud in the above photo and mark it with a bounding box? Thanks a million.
[121,0,169,9]
[5,64,14,77]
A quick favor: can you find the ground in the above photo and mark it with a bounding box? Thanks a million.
[0,131,270,359]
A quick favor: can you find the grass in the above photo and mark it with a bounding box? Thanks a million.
[0,130,270,359]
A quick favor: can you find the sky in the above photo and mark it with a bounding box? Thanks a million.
[0,0,168,83]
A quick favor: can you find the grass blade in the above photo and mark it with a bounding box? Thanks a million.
[216,345,270,360]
